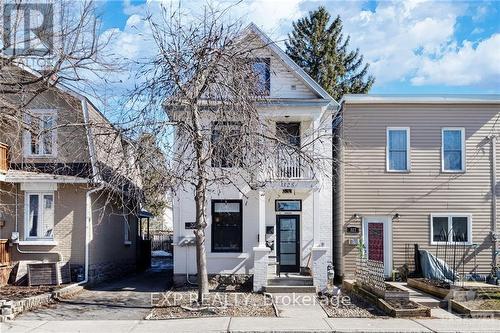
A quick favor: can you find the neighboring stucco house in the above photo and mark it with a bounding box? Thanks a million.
[0,65,142,285]
[172,24,338,292]
[333,95,499,280]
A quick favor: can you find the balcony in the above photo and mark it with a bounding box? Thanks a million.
[0,143,8,175]
[272,150,313,180]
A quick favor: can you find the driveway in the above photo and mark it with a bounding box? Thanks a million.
[16,258,172,321]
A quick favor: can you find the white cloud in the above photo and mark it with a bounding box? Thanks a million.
[97,0,499,97]
[411,34,500,86]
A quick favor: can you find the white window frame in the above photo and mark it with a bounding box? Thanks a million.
[23,109,58,158]
[386,127,410,172]
[24,192,55,241]
[430,213,472,245]
[441,127,465,173]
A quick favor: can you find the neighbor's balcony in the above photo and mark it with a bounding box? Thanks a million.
[0,143,8,175]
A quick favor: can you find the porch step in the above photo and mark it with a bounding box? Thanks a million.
[268,276,313,286]
[264,285,317,293]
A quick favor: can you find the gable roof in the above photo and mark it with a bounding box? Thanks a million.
[244,23,339,107]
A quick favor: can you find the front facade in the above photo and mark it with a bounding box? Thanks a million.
[0,72,141,285]
[172,24,337,292]
[334,95,500,280]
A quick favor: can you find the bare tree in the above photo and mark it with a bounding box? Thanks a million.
[0,1,141,223]
[128,3,334,302]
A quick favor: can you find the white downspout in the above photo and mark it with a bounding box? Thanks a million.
[81,98,103,285]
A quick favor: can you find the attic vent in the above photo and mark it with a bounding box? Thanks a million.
[282,189,292,194]
[291,85,297,90]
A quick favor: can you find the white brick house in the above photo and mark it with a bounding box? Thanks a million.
[172,23,338,292]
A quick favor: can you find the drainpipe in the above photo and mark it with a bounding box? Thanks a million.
[81,185,104,285]
[491,135,498,274]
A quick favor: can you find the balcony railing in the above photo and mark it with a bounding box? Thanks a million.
[273,150,313,179]
[0,143,8,174]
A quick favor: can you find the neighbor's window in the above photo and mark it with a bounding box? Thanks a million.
[24,111,57,157]
[387,128,410,172]
[211,200,242,252]
[251,58,270,95]
[442,128,465,172]
[211,122,243,168]
[25,193,54,240]
[431,214,471,244]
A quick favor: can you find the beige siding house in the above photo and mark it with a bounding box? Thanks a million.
[0,67,141,285]
[334,95,499,280]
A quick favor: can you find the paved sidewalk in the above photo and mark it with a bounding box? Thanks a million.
[271,293,328,319]
[3,318,500,332]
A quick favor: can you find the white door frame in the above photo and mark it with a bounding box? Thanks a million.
[362,216,393,277]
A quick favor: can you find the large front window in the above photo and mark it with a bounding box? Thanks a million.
[25,193,54,240]
[211,200,242,252]
[431,214,471,244]
[24,111,57,157]
[442,128,465,172]
[387,128,409,172]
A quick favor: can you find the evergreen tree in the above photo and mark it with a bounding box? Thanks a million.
[286,7,374,101]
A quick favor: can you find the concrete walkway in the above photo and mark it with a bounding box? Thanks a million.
[16,258,172,321]
[3,317,500,332]
[271,293,328,319]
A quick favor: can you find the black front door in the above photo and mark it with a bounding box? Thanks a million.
[277,215,300,273]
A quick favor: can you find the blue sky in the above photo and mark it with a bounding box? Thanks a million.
[94,0,500,95]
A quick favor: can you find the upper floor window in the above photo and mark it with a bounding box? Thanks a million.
[442,128,465,172]
[211,122,242,168]
[25,192,54,240]
[431,214,471,245]
[251,58,270,96]
[386,127,410,172]
[24,110,57,157]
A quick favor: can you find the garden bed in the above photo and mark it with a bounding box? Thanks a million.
[451,291,500,318]
[148,290,275,319]
[347,281,430,318]
[407,278,454,299]
[0,285,66,301]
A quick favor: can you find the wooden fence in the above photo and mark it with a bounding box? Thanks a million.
[151,233,173,253]
[0,239,11,265]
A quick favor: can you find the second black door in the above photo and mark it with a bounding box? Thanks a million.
[276,215,300,273]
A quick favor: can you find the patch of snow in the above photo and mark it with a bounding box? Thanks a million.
[152,250,172,257]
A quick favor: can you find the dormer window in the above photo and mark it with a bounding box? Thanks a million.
[251,58,270,96]
[24,110,57,157]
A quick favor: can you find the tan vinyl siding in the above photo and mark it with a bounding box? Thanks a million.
[340,103,499,278]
